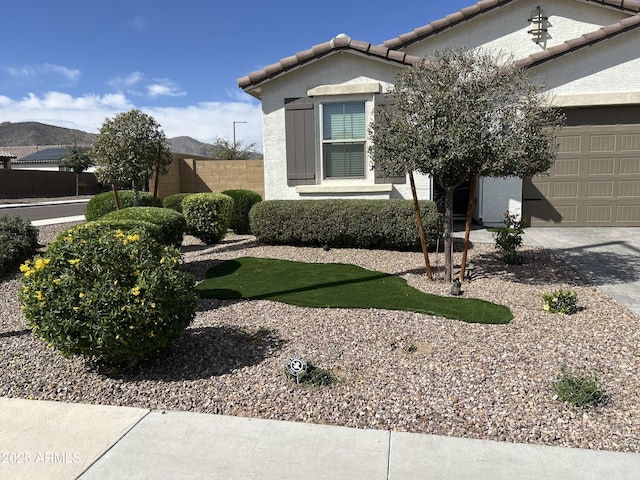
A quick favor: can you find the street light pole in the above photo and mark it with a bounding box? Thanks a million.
[233,121,247,145]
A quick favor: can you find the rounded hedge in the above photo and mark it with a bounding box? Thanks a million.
[0,215,39,277]
[182,193,234,244]
[85,190,162,221]
[20,223,198,367]
[221,189,262,234]
[163,193,192,214]
[63,219,164,246]
[249,199,442,251]
[100,207,186,247]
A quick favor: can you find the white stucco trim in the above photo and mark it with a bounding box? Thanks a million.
[295,184,392,194]
[307,82,381,96]
[549,92,640,107]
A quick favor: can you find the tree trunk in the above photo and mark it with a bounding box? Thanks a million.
[75,173,79,197]
[152,149,161,207]
[408,171,433,280]
[132,180,140,207]
[459,174,478,282]
[443,188,454,282]
[112,184,121,210]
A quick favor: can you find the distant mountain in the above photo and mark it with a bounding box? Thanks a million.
[168,136,212,157]
[0,121,214,158]
[0,121,96,146]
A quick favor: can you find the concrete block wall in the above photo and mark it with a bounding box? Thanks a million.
[155,155,265,200]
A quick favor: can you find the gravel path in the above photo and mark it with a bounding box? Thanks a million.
[1,223,639,453]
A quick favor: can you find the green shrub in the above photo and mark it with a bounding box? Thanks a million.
[221,189,262,234]
[0,215,39,276]
[70,219,164,245]
[163,193,192,214]
[249,199,442,251]
[182,193,234,244]
[19,224,198,367]
[542,289,578,315]
[552,366,605,408]
[85,190,162,221]
[493,211,526,264]
[100,207,186,247]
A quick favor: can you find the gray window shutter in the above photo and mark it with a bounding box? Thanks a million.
[373,94,406,185]
[285,97,316,186]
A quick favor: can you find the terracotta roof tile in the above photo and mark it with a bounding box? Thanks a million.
[238,0,640,92]
[238,35,422,91]
[381,0,639,49]
[513,13,640,68]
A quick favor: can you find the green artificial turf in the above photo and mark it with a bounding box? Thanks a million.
[196,257,512,324]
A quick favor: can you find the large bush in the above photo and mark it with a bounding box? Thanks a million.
[100,207,186,247]
[163,193,192,214]
[221,189,262,234]
[182,193,234,244]
[85,190,162,221]
[0,215,39,276]
[20,223,198,367]
[249,199,442,251]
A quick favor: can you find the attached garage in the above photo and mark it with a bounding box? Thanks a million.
[524,106,640,226]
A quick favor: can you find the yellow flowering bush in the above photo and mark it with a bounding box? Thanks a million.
[19,223,198,367]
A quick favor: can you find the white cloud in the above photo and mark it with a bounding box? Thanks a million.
[0,91,263,149]
[5,63,80,85]
[109,71,145,90]
[147,80,187,98]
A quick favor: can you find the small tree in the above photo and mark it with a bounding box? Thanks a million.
[209,136,259,160]
[61,141,93,197]
[370,47,563,281]
[92,109,172,207]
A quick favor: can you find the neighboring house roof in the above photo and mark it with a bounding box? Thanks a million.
[237,34,423,92]
[238,0,640,93]
[381,0,640,49]
[14,147,68,164]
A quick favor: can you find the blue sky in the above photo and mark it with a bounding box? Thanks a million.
[0,0,472,150]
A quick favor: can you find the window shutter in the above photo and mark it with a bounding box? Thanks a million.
[285,97,316,186]
[373,94,406,185]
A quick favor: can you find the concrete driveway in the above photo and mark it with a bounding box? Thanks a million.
[523,227,640,317]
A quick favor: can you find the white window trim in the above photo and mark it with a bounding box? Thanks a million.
[314,94,375,186]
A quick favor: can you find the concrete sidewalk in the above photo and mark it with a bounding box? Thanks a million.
[1,397,638,480]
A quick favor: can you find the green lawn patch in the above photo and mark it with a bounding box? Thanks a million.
[196,257,512,324]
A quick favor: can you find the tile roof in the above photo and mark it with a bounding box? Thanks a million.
[238,0,640,92]
[514,12,640,68]
[381,0,640,50]
[237,34,423,91]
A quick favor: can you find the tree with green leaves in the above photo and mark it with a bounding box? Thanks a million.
[370,47,564,282]
[61,141,93,197]
[209,136,259,160]
[92,109,172,207]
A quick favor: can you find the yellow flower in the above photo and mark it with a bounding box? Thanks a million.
[127,234,140,242]
[69,259,80,266]
[53,278,62,285]
[131,286,141,296]
[35,291,44,301]
[160,257,165,264]
[79,292,85,298]
[129,325,135,330]
[65,234,73,243]
[116,229,125,239]
[19,262,31,273]
[20,305,26,311]
[116,334,120,340]
[149,331,155,338]
[134,269,141,277]
[22,286,30,294]
[114,280,118,285]
[73,307,80,312]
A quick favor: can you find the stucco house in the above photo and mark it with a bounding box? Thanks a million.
[239,0,640,227]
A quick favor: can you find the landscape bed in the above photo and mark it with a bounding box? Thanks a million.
[0,222,638,453]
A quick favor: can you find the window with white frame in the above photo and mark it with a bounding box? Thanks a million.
[322,102,366,178]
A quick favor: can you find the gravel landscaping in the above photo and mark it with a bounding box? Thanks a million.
[1,222,639,453]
